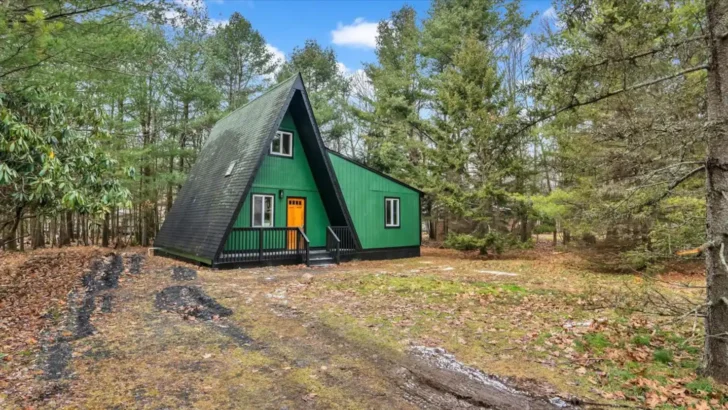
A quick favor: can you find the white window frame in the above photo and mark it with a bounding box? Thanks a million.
[270,130,293,157]
[252,194,275,227]
[385,197,400,228]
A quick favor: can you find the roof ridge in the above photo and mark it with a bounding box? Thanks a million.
[215,73,299,124]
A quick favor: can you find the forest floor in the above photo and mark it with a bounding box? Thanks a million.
[0,244,723,409]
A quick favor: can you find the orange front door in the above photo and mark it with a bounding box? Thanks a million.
[287,198,305,249]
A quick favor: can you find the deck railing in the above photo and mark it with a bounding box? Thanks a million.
[329,226,356,255]
[219,227,310,266]
[326,227,341,264]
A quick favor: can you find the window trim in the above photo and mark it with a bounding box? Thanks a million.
[384,197,400,228]
[270,130,294,158]
[251,194,275,228]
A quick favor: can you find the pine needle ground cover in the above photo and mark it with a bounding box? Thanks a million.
[0,246,721,409]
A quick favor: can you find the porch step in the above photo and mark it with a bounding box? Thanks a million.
[309,254,336,267]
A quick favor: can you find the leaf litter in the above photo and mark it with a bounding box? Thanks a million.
[2,245,724,409]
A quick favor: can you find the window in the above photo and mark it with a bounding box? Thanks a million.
[252,194,274,227]
[385,198,400,228]
[224,160,236,177]
[270,130,293,157]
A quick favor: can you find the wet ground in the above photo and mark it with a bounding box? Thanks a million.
[16,252,578,409]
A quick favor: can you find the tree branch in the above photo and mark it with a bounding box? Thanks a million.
[8,1,130,24]
[556,34,709,75]
[639,165,706,210]
[516,64,709,137]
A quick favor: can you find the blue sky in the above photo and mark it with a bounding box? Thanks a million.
[201,0,555,75]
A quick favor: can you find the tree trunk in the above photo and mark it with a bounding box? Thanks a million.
[31,216,44,249]
[427,201,436,240]
[519,212,529,243]
[606,227,619,243]
[141,207,148,247]
[115,207,120,247]
[4,207,22,251]
[166,155,174,212]
[82,215,89,246]
[50,217,56,248]
[102,212,110,247]
[19,217,24,251]
[703,0,728,382]
[66,211,74,243]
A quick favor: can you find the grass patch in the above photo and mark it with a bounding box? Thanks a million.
[631,334,651,346]
[339,274,527,301]
[686,378,713,394]
[653,349,673,364]
[579,333,611,353]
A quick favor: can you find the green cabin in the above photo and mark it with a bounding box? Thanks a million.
[155,74,423,268]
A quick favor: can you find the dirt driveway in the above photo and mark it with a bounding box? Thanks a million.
[2,250,578,409]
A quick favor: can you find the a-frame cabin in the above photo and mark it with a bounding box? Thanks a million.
[155,73,423,268]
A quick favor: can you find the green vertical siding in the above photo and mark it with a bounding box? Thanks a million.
[224,111,330,250]
[328,153,420,249]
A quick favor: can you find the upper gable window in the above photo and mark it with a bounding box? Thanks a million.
[270,130,293,157]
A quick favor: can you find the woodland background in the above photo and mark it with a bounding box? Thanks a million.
[0,0,710,271]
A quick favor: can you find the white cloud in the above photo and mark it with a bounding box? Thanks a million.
[174,0,200,8]
[266,44,285,66]
[540,6,565,30]
[331,18,379,49]
[163,9,183,26]
[263,44,285,81]
[336,62,350,76]
[336,62,369,81]
[542,6,557,20]
[207,18,227,32]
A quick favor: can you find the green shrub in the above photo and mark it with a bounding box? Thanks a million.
[481,232,506,255]
[620,249,658,271]
[444,233,484,251]
[445,232,531,255]
[534,222,555,234]
[580,232,597,244]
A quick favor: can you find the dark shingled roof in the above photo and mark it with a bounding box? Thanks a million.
[155,75,300,261]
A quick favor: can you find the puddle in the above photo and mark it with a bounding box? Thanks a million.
[126,254,145,275]
[171,266,198,281]
[75,254,124,338]
[42,342,72,380]
[101,294,113,313]
[410,346,518,394]
[408,346,573,409]
[41,254,125,381]
[155,286,232,320]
